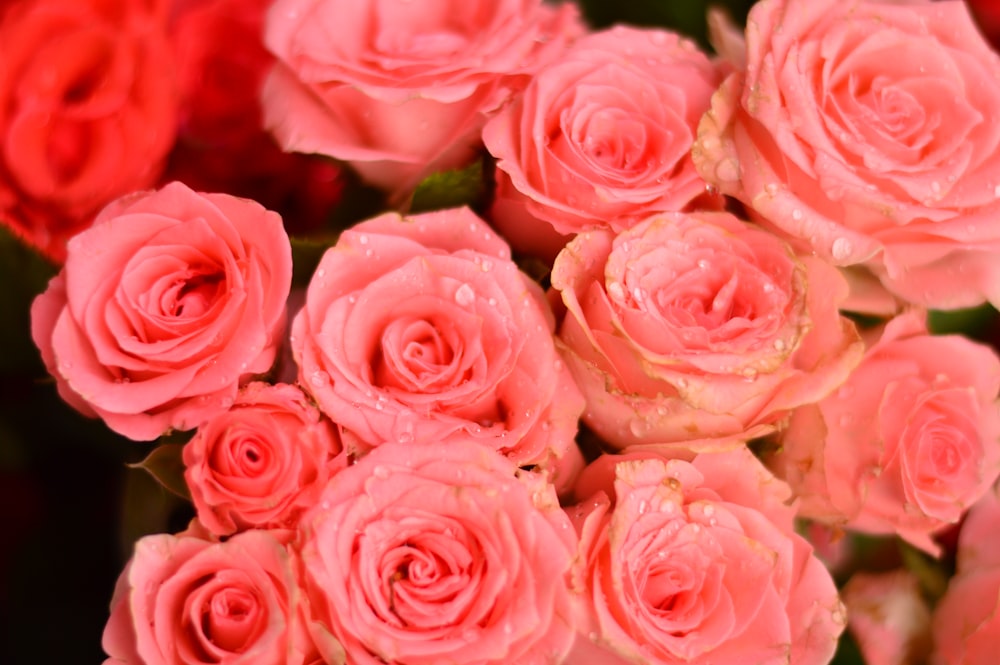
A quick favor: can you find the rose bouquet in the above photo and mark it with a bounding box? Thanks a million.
[4,0,1000,664]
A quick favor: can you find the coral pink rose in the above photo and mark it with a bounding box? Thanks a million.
[296,441,578,665]
[841,570,931,665]
[102,528,316,665]
[695,0,1000,310]
[770,311,1000,554]
[183,382,347,537]
[291,207,584,485]
[262,0,580,198]
[566,448,844,665]
[932,487,1000,665]
[551,210,862,450]
[483,26,720,261]
[31,181,292,440]
[0,0,178,261]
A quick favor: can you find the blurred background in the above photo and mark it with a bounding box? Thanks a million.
[1,0,998,663]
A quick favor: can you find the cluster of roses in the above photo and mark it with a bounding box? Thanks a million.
[17,0,1000,663]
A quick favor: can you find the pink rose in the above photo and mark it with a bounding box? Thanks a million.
[695,0,1000,310]
[262,0,581,197]
[102,528,316,665]
[31,181,292,440]
[0,0,178,261]
[566,448,844,665]
[932,488,1000,665]
[550,210,862,450]
[183,382,347,537]
[296,441,578,665]
[770,311,1000,554]
[841,570,931,665]
[483,26,720,261]
[291,207,584,485]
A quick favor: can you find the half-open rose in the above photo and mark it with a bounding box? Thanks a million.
[770,311,1000,554]
[102,528,316,665]
[566,449,844,665]
[262,0,580,197]
[483,25,720,261]
[0,0,178,261]
[695,0,1000,309]
[291,207,583,484]
[551,209,862,450]
[296,441,578,665]
[183,382,347,537]
[31,181,292,440]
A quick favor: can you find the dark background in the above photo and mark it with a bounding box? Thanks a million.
[1,1,995,663]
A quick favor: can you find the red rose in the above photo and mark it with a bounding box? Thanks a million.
[0,0,178,261]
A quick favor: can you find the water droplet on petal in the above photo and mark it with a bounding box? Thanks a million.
[454,283,476,306]
[831,237,853,261]
[714,157,740,182]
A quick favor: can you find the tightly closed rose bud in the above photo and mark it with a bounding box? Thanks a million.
[31,181,292,440]
[183,382,347,537]
[770,311,1000,554]
[695,0,1000,310]
[551,210,862,450]
[296,441,578,665]
[566,449,845,665]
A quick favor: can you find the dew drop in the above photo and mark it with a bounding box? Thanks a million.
[773,338,786,352]
[791,209,804,221]
[831,237,853,261]
[714,157,740,182]
[372,465,390,480]
[454,283,476,306]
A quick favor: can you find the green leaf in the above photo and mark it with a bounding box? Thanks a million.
[928,304,999,341]
[899,541,950,602]
[127,443,191,501]
[291,234,340,288]
[409,157,486,214]
[829,630,865,665]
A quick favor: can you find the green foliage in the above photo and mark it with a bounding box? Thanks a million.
[409,157,487,214]
[928,304,1000,343]
[291,234,339,288]
[128,443,191,501]
[576,0,755,48]
[829,630,865,665]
